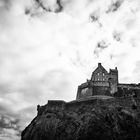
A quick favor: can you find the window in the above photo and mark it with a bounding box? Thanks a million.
[98,73,99,75]
[103,78,104,81]
[103,73,104,76]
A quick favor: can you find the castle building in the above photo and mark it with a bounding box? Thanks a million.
[76,63,140,99]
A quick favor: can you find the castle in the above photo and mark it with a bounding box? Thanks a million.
[35,63,140,123]
[76,63,140,99]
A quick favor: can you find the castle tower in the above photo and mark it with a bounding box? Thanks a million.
[108,67,118,94]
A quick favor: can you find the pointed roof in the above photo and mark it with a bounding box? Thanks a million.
[92,63,108,74]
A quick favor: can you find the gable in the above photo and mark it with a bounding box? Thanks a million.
[91,64,108,81]
[93,65,108,75]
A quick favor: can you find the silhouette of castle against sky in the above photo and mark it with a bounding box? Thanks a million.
[76,63,140,99]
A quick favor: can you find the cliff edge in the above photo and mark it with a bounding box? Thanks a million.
[21,96,140,140]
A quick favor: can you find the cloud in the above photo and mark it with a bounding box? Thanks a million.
[94,40,110,57]
[106,0,124,13]
[0,0,140,139]
[112,31,122,42]
[34,0,63,13]
[0,113,21,140]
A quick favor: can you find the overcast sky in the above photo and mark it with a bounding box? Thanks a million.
[1,0,140,139]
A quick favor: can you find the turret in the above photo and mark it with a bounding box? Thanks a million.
[109,67,118,83]
[109,67,118,94]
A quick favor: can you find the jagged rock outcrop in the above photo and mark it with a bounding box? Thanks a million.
[21,97,140,140]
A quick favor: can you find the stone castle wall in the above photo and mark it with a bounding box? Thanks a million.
[76,63,140,100]
[118,84,140,90]
[76,63,119,99]
[92,86,110,96]
[38,96,140,114]
[114,85,140,97]
[77,83,140,100]
[76,84,111,99]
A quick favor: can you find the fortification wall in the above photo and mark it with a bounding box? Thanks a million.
[37,100,66,115]
[114,86,140,97]
[39,96,140,115]
[92,86,110,96]
[118,84,140,89]
[77,85,111,100]
[77,87,93,99]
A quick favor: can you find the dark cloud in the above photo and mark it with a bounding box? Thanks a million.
[56,0,63,13]
[106,0,124,13]
[89,9,100,23]
[0,115,20,130]
[113,31,121,41]
[0,113,21,139]
[94,40,109,57]
[89,10,102,27]
[34,0,63,13]
[89,12,102,27]
[0,0,12,10]
[0,104,35,139]
[96,40,109,49]
[25,7,31,15]
[90,14,99,22]
[34,0,51,12]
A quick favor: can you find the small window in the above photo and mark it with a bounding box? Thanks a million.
[98,73,99,75]
[103,78,104,81]
[103,73,104,76]
[98,78,99,81]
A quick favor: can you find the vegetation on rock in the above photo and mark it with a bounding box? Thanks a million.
[21,98,140,140]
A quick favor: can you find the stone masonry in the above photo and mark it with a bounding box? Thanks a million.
[76,63,140,99]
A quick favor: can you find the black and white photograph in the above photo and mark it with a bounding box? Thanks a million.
[0,0,140,139]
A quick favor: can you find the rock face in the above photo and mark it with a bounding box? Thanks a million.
[21,97,140,140]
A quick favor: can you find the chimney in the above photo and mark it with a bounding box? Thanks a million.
[98,63,101,67]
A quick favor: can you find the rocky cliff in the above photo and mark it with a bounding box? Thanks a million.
[21,96,140,140]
